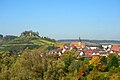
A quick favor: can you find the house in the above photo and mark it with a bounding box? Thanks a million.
[92,53,100,56]
[109,45,120,56]
[77,50,85,56]
[86,45,99,50]
[85,49,92,57]
[70,42,85,49]
[111,45,120,53]
[99,51,108,57]
[62,48,66,53]
[102,44,112,52]
[91,49,100,56]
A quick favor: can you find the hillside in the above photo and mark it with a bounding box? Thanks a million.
[0,31,62,54]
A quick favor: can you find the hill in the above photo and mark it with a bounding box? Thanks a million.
[0,31,62,54]
[0,36,62,54]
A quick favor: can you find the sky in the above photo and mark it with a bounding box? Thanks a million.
[0,0,120,40]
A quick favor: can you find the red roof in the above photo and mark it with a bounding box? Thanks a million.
[85,49,92,57]
[111,45,120,52]
[70,42,79,46]
[92,49,97,53]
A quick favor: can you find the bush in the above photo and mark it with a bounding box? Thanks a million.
[88,65,94,72]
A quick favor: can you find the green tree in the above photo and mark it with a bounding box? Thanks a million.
[87,67,98,80]
[10,49,36,80]
[0,51,17,80]
[0,65,10,80]
[61,51,76,72]
[68,60,81,75]
[106,67,120,80]
[100,56,107,65]
[44,60,66,80]
[108,55,119,68]
[10,47,48,80]
[98,56,107,72]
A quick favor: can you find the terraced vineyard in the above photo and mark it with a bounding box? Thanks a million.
[0,36,62,54]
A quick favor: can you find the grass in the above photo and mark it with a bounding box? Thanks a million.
[40,40,54,45]
[0,36,63,52]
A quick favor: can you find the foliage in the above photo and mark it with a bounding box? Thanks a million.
[21,30,39,37]
[106,67,120,80]
[87,67,99,80]
[61,51,76,72]
[42,36,56,42]
[0,46,120,80]
[88,65,94,72]
[0,34,3,39]
[90,55,101,66]
[44,60,66,80]
[3,35,17,41]
[107,55,119,69]
[100,56,107,65]
[68,60,81,73]
[47,45,58,50]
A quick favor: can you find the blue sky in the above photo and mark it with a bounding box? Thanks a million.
[0,0,120,40]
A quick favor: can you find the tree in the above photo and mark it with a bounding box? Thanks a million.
[42,36,56,42]
[0,65,10,80]
[0,51,12,69]
[87,67,98,80]
[68,60,81,74]
[61,51,76,72]
[92,74,106,80]
[3,35,17,41]
[98,56,107,72]
[10,49,36,80]
[0,51,17,80]
[74,62,88,80]
[90,55,101,66]
[100,56,107,65]
[107,55,119,68]
[21,30,39,37]
[0,34,3,39]
[107,53,118,62]
[10,47,48,80]
[44,60,66,80]
[106,67,120,80]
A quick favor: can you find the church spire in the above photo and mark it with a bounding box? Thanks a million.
[79,37,82,43]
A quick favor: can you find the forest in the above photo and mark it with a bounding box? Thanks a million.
[0,47,120,80]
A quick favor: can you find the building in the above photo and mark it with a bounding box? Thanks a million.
[111,45,120,53]
[102,44,112,52]
[70,42,85,49]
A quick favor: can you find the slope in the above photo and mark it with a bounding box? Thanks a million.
[0,36,61,54]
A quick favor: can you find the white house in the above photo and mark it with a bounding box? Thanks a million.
[102,44,112,51]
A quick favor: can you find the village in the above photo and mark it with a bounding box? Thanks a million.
[50,38,120,58]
